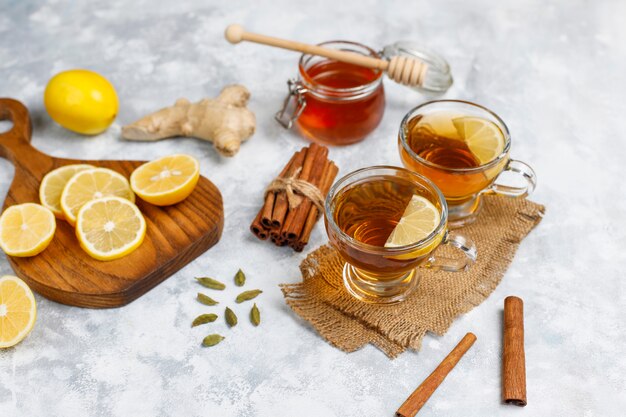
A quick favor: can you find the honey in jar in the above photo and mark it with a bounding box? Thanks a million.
[276,41,385,146]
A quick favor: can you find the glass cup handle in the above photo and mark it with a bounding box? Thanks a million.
[422,232,477,272]
[275,79,307,129]
[486,159,537,198]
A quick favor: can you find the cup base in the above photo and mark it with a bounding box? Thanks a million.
[447,196,483,229]
[342,264,419,304]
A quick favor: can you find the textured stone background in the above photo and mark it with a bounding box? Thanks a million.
[0,0,625,416]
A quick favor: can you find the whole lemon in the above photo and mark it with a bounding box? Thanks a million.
[44,69,119,135]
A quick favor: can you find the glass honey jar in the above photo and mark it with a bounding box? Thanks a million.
[276,40,453,146]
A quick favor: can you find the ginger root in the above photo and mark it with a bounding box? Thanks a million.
[122,85,255,157]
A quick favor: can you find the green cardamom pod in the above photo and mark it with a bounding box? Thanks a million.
[191,313,218,327]
[197,293,219,306]
[195,277,226,290]
[236,289,263,303]
[234,269,246,287]
[202,334,224,347]
[225,307,238,327]
[250,303,260,326]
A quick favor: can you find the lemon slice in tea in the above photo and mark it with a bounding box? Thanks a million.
[0,275,37,348]
[385,195,440,250]
[453,117,505,164]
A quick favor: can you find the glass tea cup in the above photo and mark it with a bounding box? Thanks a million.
[324,166,476,304]
[398,100,537,228]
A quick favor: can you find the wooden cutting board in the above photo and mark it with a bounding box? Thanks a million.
[0,98,224,308]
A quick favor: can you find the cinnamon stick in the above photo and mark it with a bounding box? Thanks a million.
[396,333,477,417]
[503,296,527,406]
[260,153,294,228]
[282,144,328,240]
[281,144,324,236]
[269,149,306,228]
[291,161,338,251]
[249,143,337,252]
[250,211,268,240]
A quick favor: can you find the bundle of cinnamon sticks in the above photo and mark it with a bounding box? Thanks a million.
[250,143,338,252]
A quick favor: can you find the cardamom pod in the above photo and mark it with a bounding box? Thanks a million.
[235,289,263,303]
[195,277,226,290]
[202,334,224,347]
[197,293,219,306]
[225,307,238,327]
[191,313,218,327]
[234,269,246,287]
[250,303,260,326]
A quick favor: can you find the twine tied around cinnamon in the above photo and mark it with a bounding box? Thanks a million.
[265,167,325,211]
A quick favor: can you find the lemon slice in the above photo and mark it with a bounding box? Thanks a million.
[61,168,135,226]
[39,164,94,219]
[130,154,200,206]
[75,196,146,261]
[385,195,441,259]
[452,117,505,164]
[0,203,56,257]
[0,275,37,348]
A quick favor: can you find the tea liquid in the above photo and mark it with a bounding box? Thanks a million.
[296,60,385,146]
[328,175,443,275]
[400,111,508,201]
[333,176,417,246]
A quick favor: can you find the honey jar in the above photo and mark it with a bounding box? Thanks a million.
[276,40,453,146]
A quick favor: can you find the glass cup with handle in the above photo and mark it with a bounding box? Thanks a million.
[398,100,537,228]
[324,166,476,304]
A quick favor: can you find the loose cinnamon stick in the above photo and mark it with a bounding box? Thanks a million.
[503,296,527,406]
[269,149,306,228]
[396,333,477,417]
[291,161,338,251]
[282,144,328,240]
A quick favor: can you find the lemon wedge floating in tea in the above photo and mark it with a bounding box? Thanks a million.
[39,164,94,219]
[452,117,505,164]
[0,203,56,257]
[384,195,442,259]
[76,196,146,261]
[130,154,200,206]
[385,195,440,247]
[0,275,37,348]
[60,167,135,226]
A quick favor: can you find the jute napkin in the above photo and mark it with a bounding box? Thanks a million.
[281,196,545,358]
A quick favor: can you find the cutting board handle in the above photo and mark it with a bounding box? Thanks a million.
[0,98,34,164]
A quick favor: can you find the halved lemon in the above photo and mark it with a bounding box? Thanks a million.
[452,117,505,164]
[0,275,37,348]
[39,164,94,219]
[385,195,442,259]
[130,154,200,206]
[60,168,135,226]
[75,196,146,261]
[0,203,56,257]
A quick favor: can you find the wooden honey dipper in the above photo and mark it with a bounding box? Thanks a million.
[225,24,428,87]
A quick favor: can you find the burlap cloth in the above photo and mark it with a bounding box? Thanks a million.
[280,196,545,358]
